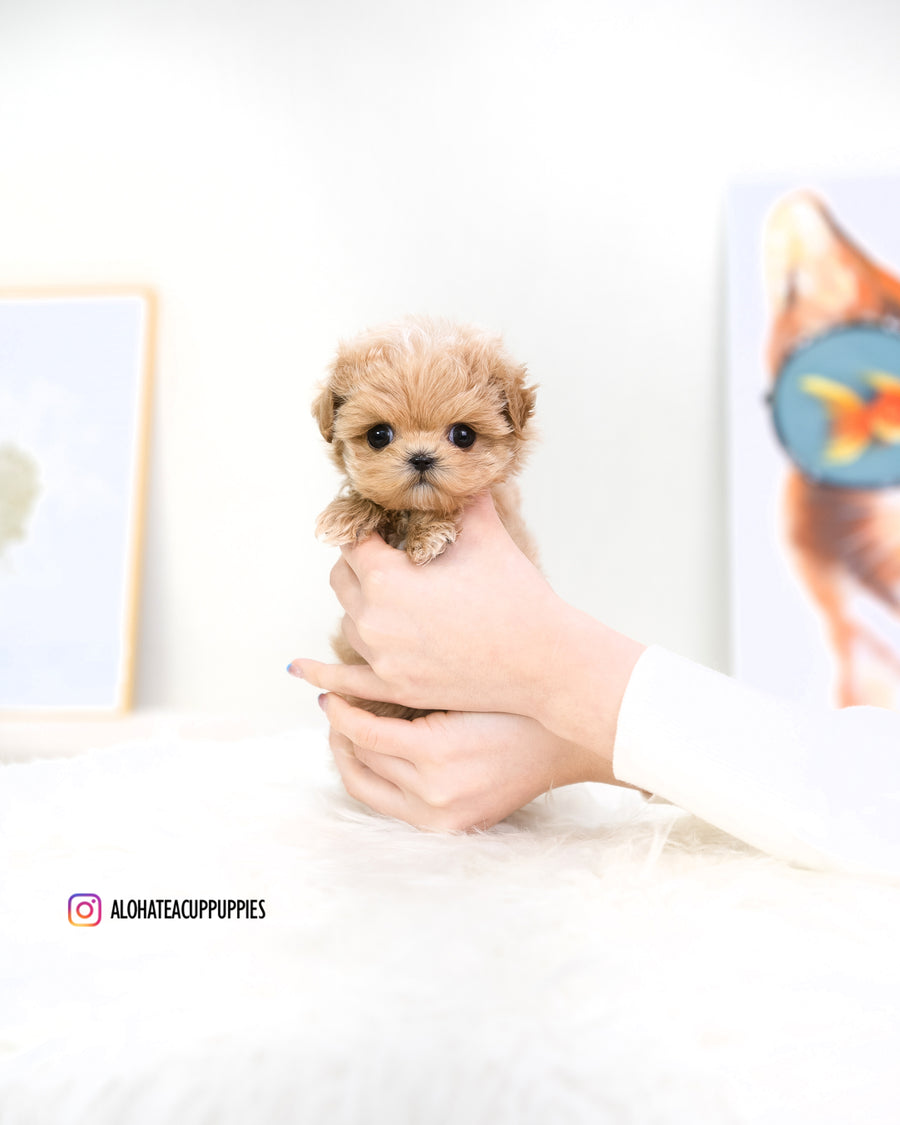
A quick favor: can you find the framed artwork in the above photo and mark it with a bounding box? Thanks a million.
[0,289,155,716]
[728,178,900,711]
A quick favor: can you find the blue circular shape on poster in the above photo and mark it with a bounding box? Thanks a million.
[770,324,900,488]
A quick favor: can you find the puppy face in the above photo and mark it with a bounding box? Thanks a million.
[314,318,536,514]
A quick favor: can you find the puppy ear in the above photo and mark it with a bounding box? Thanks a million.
[314,346,359,442]
[311,383,343,442]
[489,356,536,437]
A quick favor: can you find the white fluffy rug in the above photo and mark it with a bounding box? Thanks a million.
[2,717,900,1124]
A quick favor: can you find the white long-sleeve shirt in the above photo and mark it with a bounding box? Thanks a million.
[612,645,900,879]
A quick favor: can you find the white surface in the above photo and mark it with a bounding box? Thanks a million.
[2,1,900,717]
[3,718,900,1123]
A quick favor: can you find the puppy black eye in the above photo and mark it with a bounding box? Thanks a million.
[367,424,394,450]
[448,424,476,449]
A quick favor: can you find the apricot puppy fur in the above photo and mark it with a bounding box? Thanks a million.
[313,316,538,718]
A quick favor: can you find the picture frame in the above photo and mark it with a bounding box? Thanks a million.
[0,288,156,716]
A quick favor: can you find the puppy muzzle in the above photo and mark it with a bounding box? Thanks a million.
[408,452,437,474]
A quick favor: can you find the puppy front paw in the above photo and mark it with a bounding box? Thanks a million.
[405,520,457,565]
[316,495,385,546]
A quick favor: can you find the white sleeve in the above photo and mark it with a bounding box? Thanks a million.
[612,645,900,879]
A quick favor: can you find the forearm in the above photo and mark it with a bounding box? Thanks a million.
[530,615,900,877]
[610,646,900,878]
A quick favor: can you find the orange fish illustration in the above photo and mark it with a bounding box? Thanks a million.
[801,370,900,463]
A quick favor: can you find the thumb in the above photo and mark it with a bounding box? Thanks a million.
[459,490,505,536]
[454,490,516,554]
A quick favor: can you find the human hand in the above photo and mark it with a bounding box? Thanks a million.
[290,491,646,764]
[321,693,625,832]
[291,493,564,721]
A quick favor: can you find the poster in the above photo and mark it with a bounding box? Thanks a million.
[728,179,900,710]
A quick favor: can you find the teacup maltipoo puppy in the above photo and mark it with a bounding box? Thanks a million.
[313,315,538,718]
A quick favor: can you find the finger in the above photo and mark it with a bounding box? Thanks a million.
[329,556,363,616]
[329,726,412,819]
[330,723,481,832]
[340,526,408,580]
[286,658,393,703]
[323,692,420,763]
[456,490,505,543]
[329,729,464,831]
[464,489,499,521]
[334,721,420,792]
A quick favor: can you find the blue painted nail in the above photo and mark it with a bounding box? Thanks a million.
[286,662,303,678]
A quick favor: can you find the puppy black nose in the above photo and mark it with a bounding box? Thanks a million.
[408,452,436,472]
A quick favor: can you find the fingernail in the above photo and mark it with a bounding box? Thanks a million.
[317,693,327,711]
[287,662,304,679]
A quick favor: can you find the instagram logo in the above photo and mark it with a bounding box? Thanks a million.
[68,894,102,926]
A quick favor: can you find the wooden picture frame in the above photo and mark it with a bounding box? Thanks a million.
[0,288,156,716]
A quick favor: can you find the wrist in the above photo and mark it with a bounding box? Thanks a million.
[533,604,646,771]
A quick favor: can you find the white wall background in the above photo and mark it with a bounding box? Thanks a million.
[1,0,898,721]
